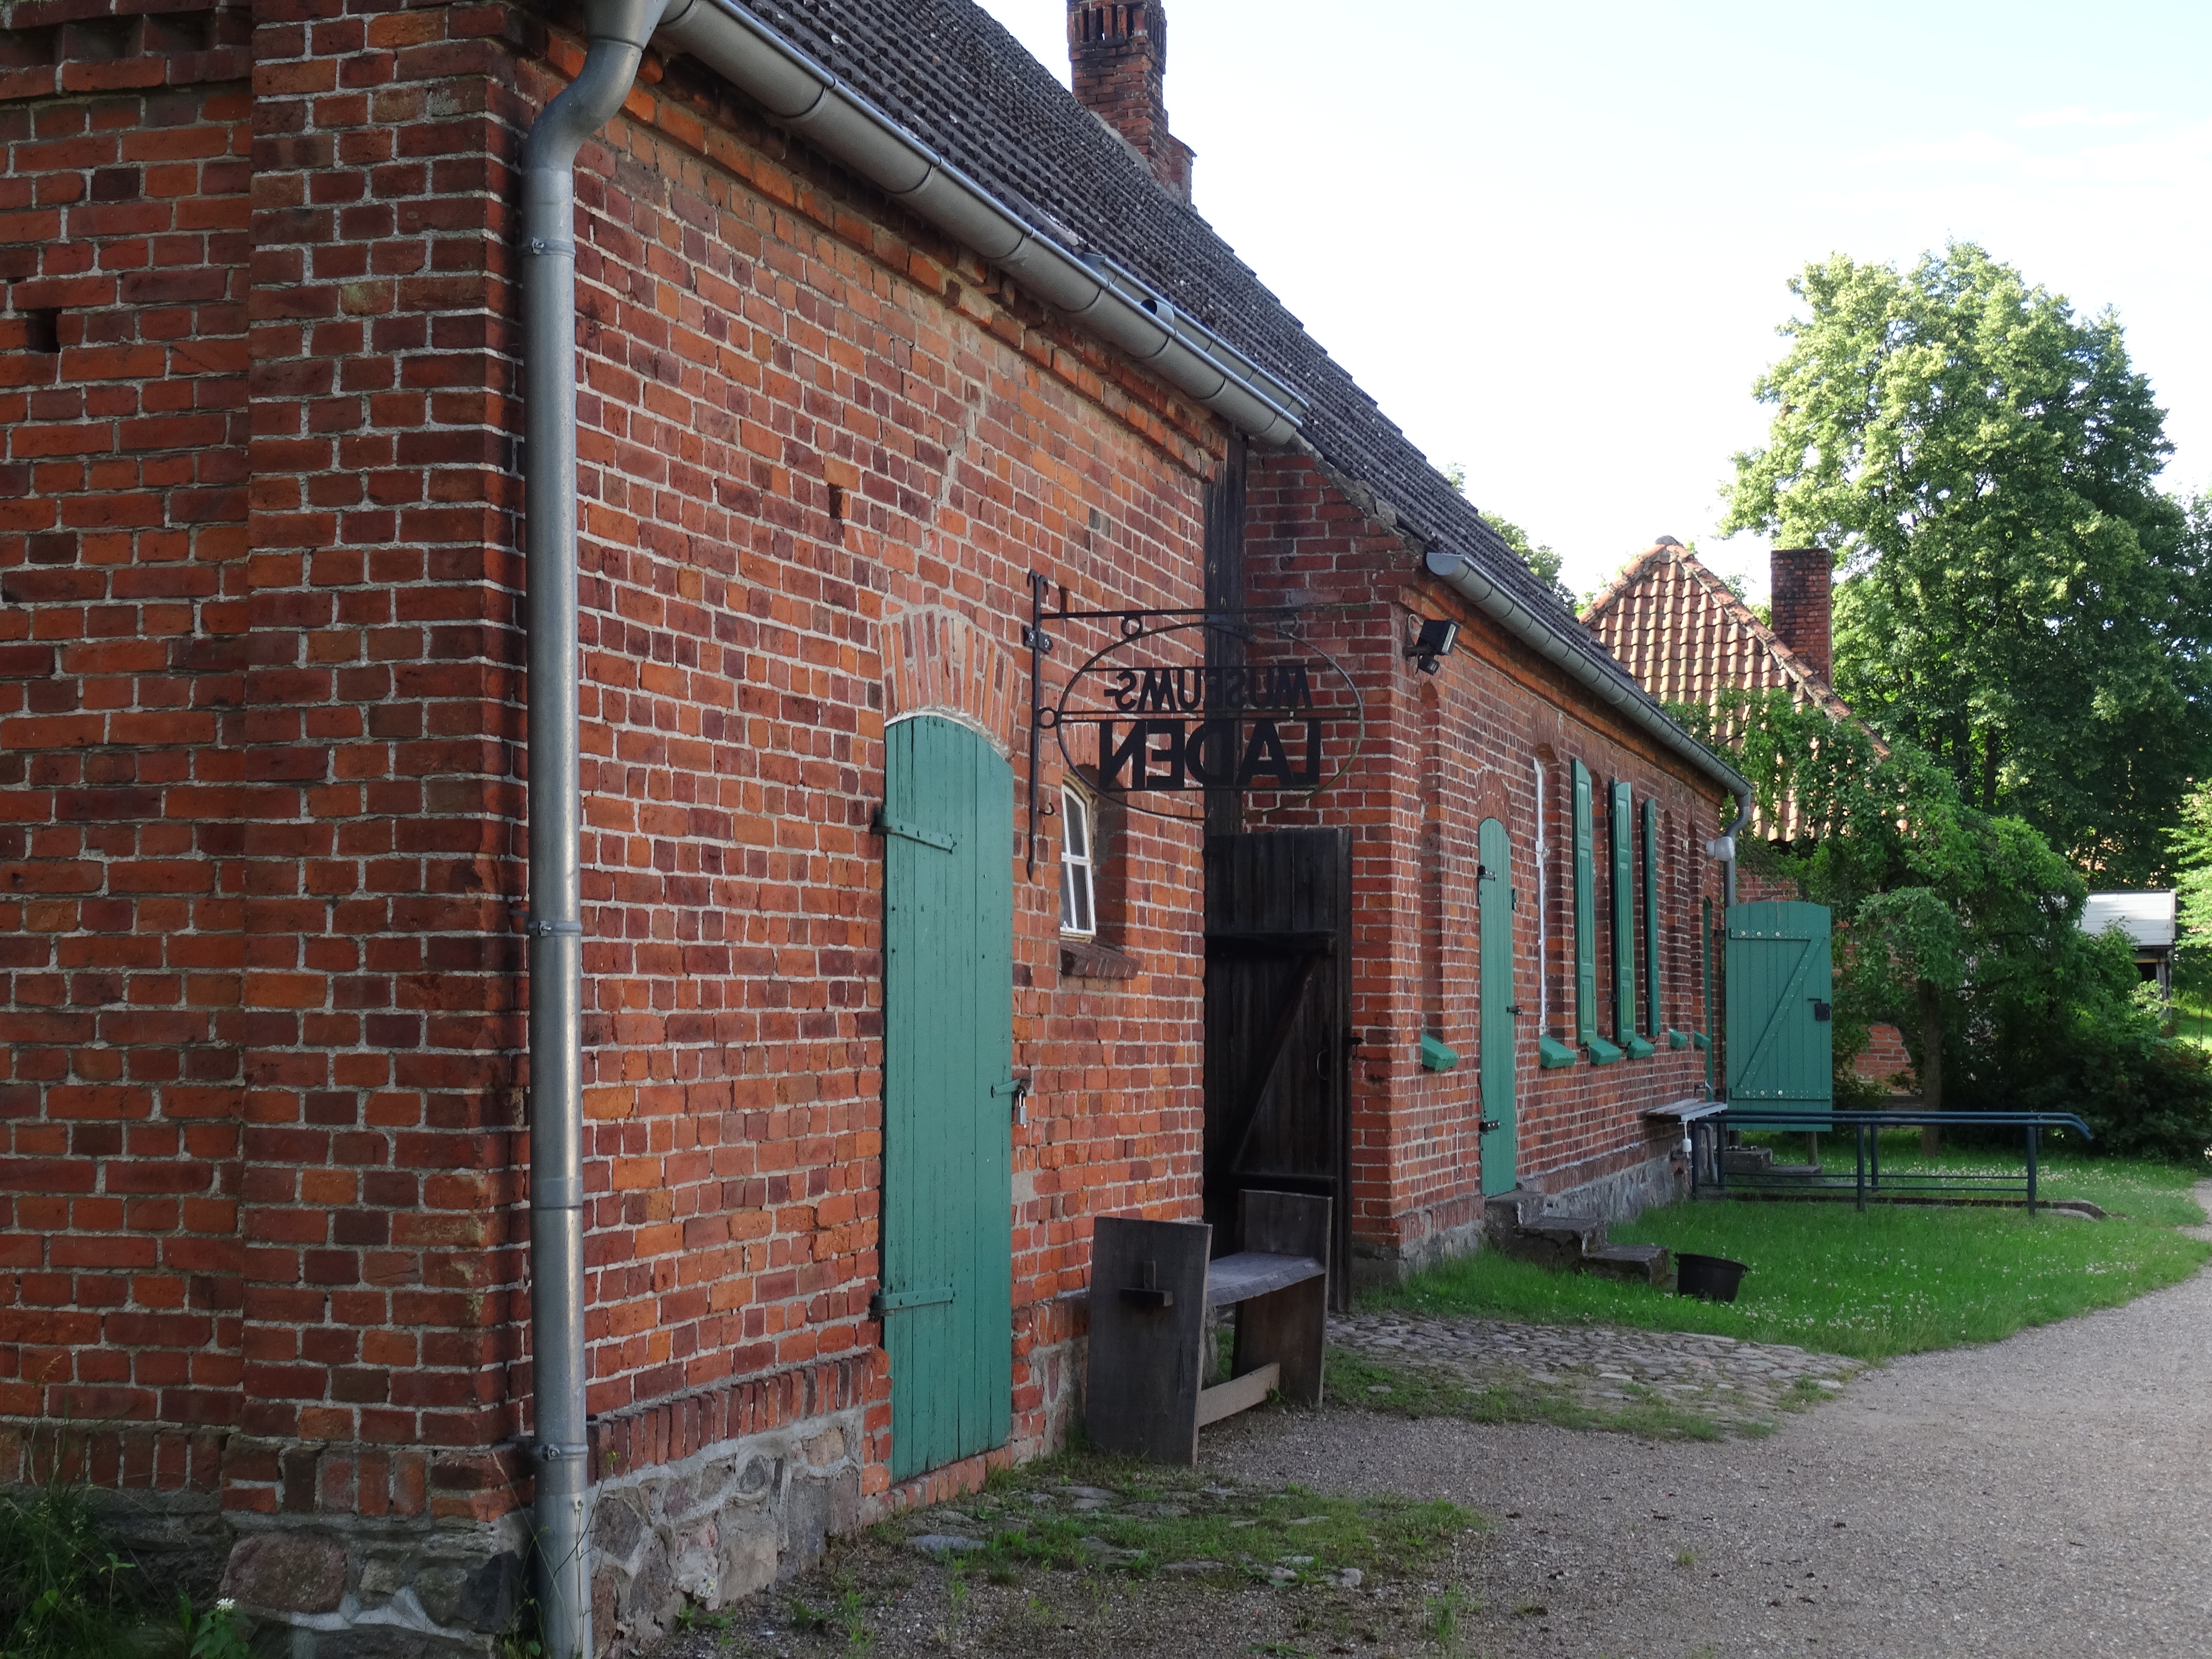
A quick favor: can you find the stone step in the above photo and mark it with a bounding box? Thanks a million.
[1582,1242,1674,1289]
[1484,1189,1673,1289]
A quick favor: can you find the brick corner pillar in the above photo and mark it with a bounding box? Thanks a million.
[1066,0,1194,201]
[1768,546,1834,684]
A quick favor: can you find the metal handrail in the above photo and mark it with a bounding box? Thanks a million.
[1692,1108,2094,1214]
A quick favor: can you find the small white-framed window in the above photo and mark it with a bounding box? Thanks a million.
[1059,783,1097,939]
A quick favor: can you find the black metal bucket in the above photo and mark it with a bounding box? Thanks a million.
[1675,1252,1748,1303]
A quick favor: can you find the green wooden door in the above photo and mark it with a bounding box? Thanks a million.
[1724,900,1834,1117]
[881,716,1013,1481]
[1476,818,1517,1196]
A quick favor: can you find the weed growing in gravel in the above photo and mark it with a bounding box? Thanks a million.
[1326,1346,1726,1441]
[1367,1173,2210,1361]
[1422,1583,1474,1652]
[967,1455,1468,1586]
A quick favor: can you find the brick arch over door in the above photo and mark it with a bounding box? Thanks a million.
[883,605,1021,759]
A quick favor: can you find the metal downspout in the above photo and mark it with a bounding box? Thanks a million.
[521,3,671,1652]
[1715,786,1752,909]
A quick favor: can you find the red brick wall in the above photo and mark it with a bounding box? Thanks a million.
[2,0,1226,1523]
[0,0,251,1461]
[6,0,1744,1548]
[1243,455,1724,1261]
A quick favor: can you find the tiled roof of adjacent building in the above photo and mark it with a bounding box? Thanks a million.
[1581,541,1860,729]
[1580,541,1882,839]
[714,0,1656,707]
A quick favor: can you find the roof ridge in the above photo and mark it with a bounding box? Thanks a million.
[1581,539,1880,747]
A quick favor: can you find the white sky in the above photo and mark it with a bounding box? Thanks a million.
[973,0,2212,601]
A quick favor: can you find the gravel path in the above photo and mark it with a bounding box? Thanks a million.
[1330,1310,1862,1435]
[1210,1180,2212,1657]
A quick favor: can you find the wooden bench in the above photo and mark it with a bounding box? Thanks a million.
[1085,1191,1330,1464]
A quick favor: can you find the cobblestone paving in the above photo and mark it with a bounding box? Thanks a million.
[1328,1309,1864,1434]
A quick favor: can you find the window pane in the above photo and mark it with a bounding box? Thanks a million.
[1057,862,1084,942]
[1062,787,1089,859]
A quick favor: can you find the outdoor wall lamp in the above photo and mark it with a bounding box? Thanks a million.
[1404,616,1460,674]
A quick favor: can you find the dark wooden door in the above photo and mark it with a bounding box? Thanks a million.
[881,716,1014,1480]
[1204,830,1353,1308]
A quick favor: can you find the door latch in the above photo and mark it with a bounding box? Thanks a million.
[1479,1118,1502,1134]
[992,1077,1032,1123]
[1808,999,1832,1022]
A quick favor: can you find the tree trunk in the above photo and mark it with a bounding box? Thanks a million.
[1980,727,2001,813]
[1916,978,1945,1155]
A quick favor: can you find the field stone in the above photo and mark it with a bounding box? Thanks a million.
[908,1534,985,1555]
[1162,1560,1222,1575]
[220,1534,346,1614]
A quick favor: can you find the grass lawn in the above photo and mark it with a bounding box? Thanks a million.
[2171,983,2212,1051]
[1365,1149,2209,1362]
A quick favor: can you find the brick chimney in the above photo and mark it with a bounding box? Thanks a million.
[1068,1,1194,201]
[1769,546,1835,684]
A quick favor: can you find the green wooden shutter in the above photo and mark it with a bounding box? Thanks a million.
[1571,760,1594,1043]
[1642,797,1661,1039]
[882,716,1014,1480]
[1610,780,1634,1041]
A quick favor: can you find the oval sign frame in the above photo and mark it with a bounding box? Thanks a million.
[1049,617,1368,823]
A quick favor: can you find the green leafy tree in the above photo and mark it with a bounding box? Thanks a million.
[1688,688,2212,1157]
[1722,242,2211,884]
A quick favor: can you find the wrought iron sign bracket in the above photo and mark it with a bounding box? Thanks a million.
[1022,570,1370,876]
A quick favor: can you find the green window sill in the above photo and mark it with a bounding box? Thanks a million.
[1624,1035,1656,1060]
[1666,1029,1692,1049]
[1420,1032,1459,1072]
[1586,1036,1624,1066]
[1539,1036,1578,1069]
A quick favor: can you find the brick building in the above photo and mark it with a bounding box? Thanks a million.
[1583,539,1910,1086]
[0,0,1745,1651]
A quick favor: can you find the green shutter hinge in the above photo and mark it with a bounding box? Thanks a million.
[1586,1035,1624,1066]
[872,1285,955,1316]
[1419,1033,1459,1072]
[1539,1035,1577,1069]
[872,810,956,851]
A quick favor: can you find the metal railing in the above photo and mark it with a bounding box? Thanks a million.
[1689,1109,2095,1215]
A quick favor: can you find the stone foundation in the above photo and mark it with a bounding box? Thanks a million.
[588,1406,866,1657]
[1545,1147,1687,1221]
[222,1513,527,1658]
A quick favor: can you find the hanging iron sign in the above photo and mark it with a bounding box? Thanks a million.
[1022,573,1369,846]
